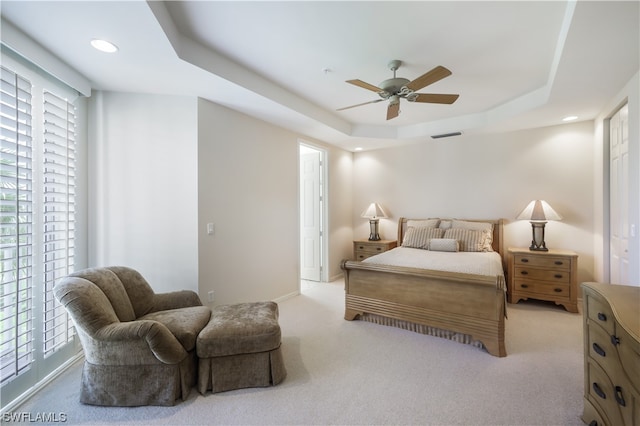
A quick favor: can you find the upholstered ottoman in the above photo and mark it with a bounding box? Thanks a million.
[197,301,286,394]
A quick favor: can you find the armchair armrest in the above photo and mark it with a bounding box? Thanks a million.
[93,320,187,365]
[152,290,203,312]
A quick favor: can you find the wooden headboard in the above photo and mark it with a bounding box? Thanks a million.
[397,217,506,270]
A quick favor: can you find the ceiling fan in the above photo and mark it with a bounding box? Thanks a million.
[337,60,459,121]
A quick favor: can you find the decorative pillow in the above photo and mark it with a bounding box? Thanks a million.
[451,220,494,251]
[402,227,444,249]
[443,228,485,252]
[428,238,459,252]
[406,219,440,228]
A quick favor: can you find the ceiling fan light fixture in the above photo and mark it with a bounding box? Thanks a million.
[338,61,459,121]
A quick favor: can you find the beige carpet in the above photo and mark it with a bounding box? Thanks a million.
[14,279,585,425]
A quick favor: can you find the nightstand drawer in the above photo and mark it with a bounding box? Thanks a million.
[513,280,570,298]
[353,240,397,261]
[354,244,387,255]
[513,254,571,270]
[514,267,570,283]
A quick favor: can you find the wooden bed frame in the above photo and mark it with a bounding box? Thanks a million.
[341,218,507,357]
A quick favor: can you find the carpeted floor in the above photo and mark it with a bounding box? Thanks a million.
[13,279,586,425]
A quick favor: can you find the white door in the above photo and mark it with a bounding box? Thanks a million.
[610,104,630,284]
[300,148,322,281]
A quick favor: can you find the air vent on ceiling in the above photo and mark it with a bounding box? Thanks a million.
[431,131,462,139]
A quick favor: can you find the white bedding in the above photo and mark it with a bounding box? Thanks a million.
[363,247,505,285]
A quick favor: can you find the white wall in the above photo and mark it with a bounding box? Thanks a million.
[88,91,199,293]
[353,121,596,286]
[197,99,353,305]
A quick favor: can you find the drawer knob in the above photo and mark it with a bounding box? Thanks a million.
[520,258,529,263]
[592,382,606,400]
[610,335,620,346]
[554,261,564,265]
[615,386,626,407]
[554,274,563,279]
[520,271,529,275]
[376,247,382,251]
[553,288,563,293]
[592,343,606,357]
[597,312,607,322]
[521,284,529,289]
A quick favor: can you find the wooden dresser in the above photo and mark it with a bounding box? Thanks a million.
[507,248,578,312]
[353,239,397,261]
[582,282,640,426]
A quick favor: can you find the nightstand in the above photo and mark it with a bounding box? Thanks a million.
[353,239,397,261]
[507,247,578,313]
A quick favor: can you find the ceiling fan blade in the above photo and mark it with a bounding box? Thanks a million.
[386,102,400,120]
[336,98,383,111]
[346,79,384,93]
[405,66,452,92]
[411,93,460,104]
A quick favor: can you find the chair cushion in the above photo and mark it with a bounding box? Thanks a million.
[140,306,211,351]
[197,302,281,358]
[69,268,136,322]
[106,266,157,318]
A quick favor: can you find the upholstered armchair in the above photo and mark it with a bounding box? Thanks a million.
[54,266,211,406]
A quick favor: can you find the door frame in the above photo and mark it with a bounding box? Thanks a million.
[298,141,328,284]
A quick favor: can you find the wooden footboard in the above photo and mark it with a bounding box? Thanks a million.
[341,260,506,357]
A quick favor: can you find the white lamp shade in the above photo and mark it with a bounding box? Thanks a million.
[516,200,562,222]
[361,203,387,219]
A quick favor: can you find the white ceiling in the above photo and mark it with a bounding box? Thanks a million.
[1,1,638,151]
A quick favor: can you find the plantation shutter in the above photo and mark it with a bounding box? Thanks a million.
[42,90,76,357]
[0,66,34,384]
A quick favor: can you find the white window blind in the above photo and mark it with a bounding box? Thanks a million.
[0,66,34,384]
[42,90,75,357]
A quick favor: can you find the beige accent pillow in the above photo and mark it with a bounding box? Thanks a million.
[402,227,444,249]
[443,228,485,252]
[429,238,459,252]
[407,219,440,228]
[452,220,494,251]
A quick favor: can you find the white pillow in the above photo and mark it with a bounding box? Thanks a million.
[438,220,452,230]
[429,238,459,252]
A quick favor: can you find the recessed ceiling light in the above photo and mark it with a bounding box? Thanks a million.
[91,39,118,53]
[354,147,363,151]
[562,115,578,122]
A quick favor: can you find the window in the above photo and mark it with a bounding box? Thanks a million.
[0,59,80,406]
[0,66,34,385]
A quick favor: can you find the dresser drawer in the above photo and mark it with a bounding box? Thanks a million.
[582,398,608,426]
[513,254,571,270]
[587,294,615,336]
[514,267,570,283]
[513,280,570,298]
[617,326,640,393]
[587,321,626,380]
[586,361,627,426]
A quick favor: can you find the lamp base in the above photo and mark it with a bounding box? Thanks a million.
[368,219,381,241]
[528,221,549,251]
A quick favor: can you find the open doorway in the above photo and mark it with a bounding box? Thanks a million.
[299,143,327,284]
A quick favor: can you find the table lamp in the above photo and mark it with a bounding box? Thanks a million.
[516,200,562,251]
[361,203,387,241]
